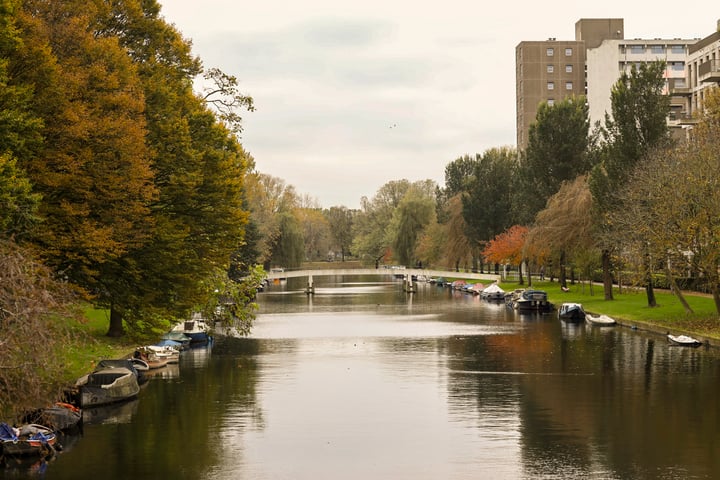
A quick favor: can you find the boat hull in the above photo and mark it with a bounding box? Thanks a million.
[77,368,140,408]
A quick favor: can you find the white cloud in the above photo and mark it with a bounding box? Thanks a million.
[162,0,719,208]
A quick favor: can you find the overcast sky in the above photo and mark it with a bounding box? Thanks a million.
[159,1,717,209]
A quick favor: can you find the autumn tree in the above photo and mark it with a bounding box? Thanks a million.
[482,225,528,282]
[298,207,331,262]
[91,0,251,336]
[12,0,157,314]
[610,87,720,315]
[525,176,595,291]
[443,194,473,271]
[589,61,671,303]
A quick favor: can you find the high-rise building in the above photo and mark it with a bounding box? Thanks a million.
[516,18,698,150]
[515,19,623,150]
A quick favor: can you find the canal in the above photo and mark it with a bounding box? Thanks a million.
[4,275,720,479]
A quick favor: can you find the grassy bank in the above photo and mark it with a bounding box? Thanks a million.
[498,279,720,341]
[59,306,136,383]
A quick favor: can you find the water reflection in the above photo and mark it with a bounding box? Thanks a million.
[8,276,720,479]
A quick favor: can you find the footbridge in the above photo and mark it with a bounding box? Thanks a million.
[265,268,500,294]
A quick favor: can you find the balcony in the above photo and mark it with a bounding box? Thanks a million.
[698,59,720,83]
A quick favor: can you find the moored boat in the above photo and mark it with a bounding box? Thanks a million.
[21,402,82,433]
[558,302,586,322]
[0,423,57,457]
[509,289,554,312]
[586,314,617,326]
[481,283,505,301]
[171,313,211,344]
[75,366,140,408]
[667,334,702,347]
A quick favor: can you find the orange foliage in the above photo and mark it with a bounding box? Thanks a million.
[482,225,528,265]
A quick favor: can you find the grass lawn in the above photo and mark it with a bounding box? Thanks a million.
[497,279,720,340]
[58,306,136,382]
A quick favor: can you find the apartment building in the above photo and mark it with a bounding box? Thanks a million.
[515,19,623,150]
[685,22,720,119]
[516,18,699,150]
[586,39,696,130]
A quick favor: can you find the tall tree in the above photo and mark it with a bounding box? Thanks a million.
[298,207,331,262]
[93,0,250,336]
[589,61,671,302]
[462,147,518,254]
[352,179,411,264]
[390,183,436,266]
[325,206,354,261]
[14,0,156,307]
[525,176,595,290]
[518,96,592,221]
[270,211,304,268]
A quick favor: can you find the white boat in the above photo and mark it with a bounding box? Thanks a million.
[586,314,617,326]
[481,283,505,301]
[667,334,702,347]
[171,313,212,344]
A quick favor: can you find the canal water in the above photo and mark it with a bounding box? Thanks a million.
[3,275,720,479]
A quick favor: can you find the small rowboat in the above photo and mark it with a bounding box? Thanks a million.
[0,423,57,457]
[667,334,702,347]
[586,314,617,326]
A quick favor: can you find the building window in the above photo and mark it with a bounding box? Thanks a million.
[565,81,573,90]
[565,64,573,73]
[565,48,573,56]
[650,45,664,54]
[547,82,555,90]
[671,62,685,71]
[547,99,555,106]
[546,48,554,56]
[630,45,645,54]
[547,65,554,73]
[670,45,685,54]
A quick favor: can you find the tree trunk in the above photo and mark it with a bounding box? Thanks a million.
[644,250,657,307]
[711,282,720,316]
[665,267,693,314]
[601,249,613,300]
[526,259,532,287]
[107,304,125,338]
[559,250,567,289]
[518,261,524,286]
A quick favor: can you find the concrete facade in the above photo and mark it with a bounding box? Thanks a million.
[515,18,624,150]
[515,18,718,150]
[586,39,695,130]
[686,24,720,119]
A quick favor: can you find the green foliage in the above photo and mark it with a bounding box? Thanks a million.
[271,212,305,268]
[390,184,436,266]
[519,96,593,219]
[0,154,40,236]
[199,265,265,337]
[462,147,518,243]
[324,206,354,260]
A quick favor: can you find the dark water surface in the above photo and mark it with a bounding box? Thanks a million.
[4,276,720,479]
